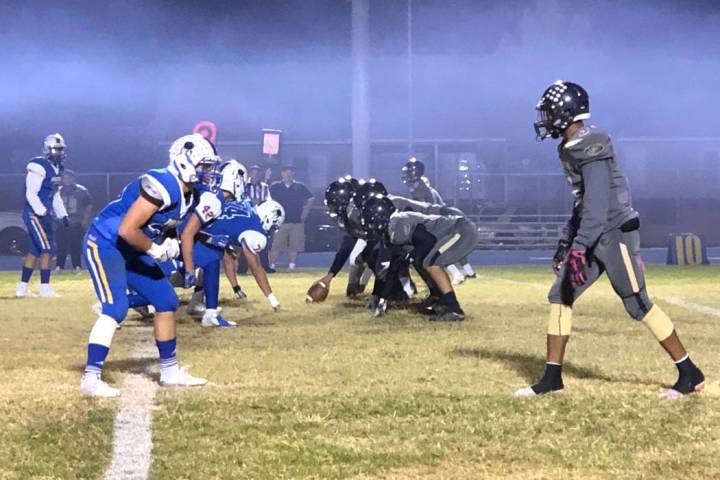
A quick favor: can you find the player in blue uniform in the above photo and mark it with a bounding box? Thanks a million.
[180,160,285,327]
[16,133,70,298]
[80,134,220,397]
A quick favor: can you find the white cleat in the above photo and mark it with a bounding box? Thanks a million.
[160,366,207,387]
[80,374,120,398]
[513,386,537,398]
[38,284,61,298]
[15,283,35,298]
[201,310,237,328]
[451,275,465,286]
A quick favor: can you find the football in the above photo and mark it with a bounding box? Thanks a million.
[305,281,329,303]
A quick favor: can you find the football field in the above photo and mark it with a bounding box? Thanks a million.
[1,266,720,479]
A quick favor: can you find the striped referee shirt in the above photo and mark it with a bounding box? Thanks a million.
[245,181,272,205]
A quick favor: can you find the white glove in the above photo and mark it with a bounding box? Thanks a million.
[267,293,280,311]
[146,238,180,262]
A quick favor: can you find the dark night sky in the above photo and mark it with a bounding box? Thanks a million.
[1,0,719,172]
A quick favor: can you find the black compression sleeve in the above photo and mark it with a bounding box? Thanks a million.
[329,234,357,275]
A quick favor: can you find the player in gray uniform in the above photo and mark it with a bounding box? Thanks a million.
[515,81,704,399]
[361,194,479,321]
[401,158,477,283]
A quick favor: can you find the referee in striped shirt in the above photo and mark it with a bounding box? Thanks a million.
[246,164,272,206]
[243,165,273,272]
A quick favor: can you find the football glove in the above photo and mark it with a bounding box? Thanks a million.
[552,239,571,273]
[206,234,230,249]
[146,238,180,263]
[183,270,197,289]
[567,249,587,288]
[61,216,70,227]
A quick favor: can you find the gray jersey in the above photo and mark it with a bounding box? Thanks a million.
[409,179,444,205]
[388,195,460,216]
[341,202,366,239]
[388,211,459,246]
[558,125,638,250]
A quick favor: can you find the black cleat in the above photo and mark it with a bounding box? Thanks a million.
[660,367,705,399]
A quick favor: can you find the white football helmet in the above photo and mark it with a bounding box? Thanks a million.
[256,200,285,233]
[43,133,66,162]
[219,159,248,199]
[168,134,219,184]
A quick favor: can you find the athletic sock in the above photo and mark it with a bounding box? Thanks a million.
[84,315,118,376]
[156,338,178,373]
[531,363,564,394]
[40,268,50,284]
[21,267,33,283]
[463,263,475,276]
[439,291,461,313]
[672,355,704,394]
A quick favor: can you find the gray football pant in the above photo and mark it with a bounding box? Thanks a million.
[548,228,652,321]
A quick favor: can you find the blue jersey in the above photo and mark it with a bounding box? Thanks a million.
[195,199,265,263]
[92,168,193,243]
[24,156,63,214]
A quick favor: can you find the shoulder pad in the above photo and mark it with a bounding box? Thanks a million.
[146,169,181,204]
[26,159,46,176]
[195,191,222,224]
[563,126,613,165]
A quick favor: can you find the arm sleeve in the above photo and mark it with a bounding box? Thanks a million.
[52,192,68,218]
[25,169,47,216]
[328,234,357,275]
[572,161,611,251]
[560,200,582,243]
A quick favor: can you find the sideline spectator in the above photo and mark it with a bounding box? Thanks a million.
[56,170,92,271]
[268,165,313,271]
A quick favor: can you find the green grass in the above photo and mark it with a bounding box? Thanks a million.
[2,266,720,479]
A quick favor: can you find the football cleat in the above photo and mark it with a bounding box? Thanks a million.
[80,374,120,398]
[133,306,155,320]
[513,385,564,398]
[660,368,705,400]
[15,283,35,298]
[38,284,61,297]
[431,310,465,322]
[201,310,236,328]
[451,275,465,286]
[186,290,206,317]
[160,366,207,387]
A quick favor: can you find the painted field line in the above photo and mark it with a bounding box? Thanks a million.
[660,297,720,318]
[104,327,157,480]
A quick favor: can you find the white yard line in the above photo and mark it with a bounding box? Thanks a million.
[104,328,157,480]
[659,297,720,318]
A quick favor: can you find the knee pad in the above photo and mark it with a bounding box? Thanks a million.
[152,290,180,313]
[101,297,129,323]
[621,289,653,321]
[642,305,674,342]
[547,303,573,336]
